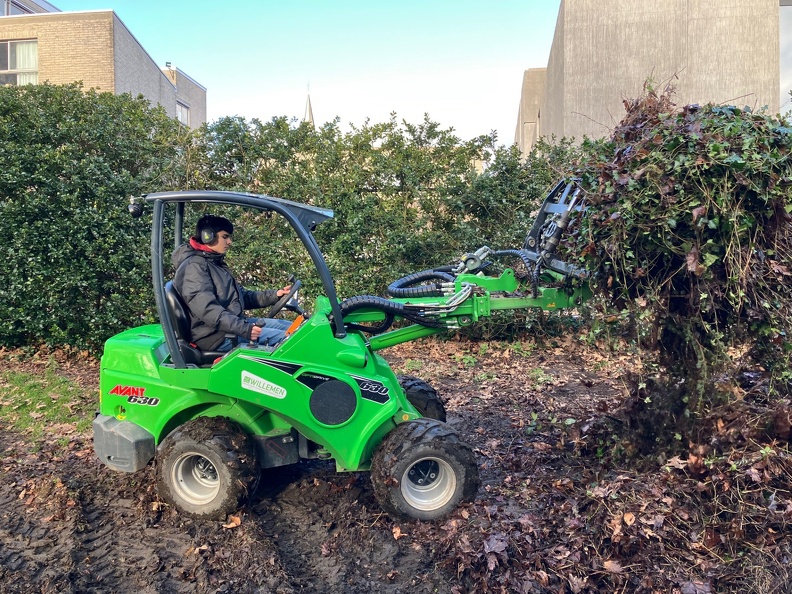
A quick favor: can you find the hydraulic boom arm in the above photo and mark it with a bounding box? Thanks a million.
[341,179,590,351]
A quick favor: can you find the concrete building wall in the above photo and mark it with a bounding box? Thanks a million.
[519,0,781,152]
[173,68,207,126]
[559,0,688,139]
[540,2,567,143]
[514,68,546,150]
[778,4,791,114]
[683,1,778,109]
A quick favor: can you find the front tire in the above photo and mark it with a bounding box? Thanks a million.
[398,375,446,422]
[156,416,260,520]
[370,419,479,521]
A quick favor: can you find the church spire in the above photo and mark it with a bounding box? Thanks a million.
[304,92,314,128]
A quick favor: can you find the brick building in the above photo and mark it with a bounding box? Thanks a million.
[0,0,206,127]
[516,0,789,154]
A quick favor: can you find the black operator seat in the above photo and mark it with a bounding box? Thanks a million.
[164,281,227,367]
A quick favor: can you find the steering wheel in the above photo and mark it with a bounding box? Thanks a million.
[267,279,302,317]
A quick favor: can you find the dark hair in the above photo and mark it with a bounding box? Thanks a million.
[196,214,234,244]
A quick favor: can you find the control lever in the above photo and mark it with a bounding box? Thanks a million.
[249,319,266,346]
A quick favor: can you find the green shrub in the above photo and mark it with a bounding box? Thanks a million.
[0,84,189,351]
[1,91,564,353]
[561,87,792,394]
[189,114,562,302]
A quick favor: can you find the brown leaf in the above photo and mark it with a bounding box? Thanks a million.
[665,455,687,470]
[392,525,407,540]
[687,452,707,476]
[483,534,508,554]
[222,515,241,529]
[609,513,623,538]
[681,581,712,594]
[691,206,707,222]
[703,528,721,548]
[603,559,623,573]
[623,511,636,526]
[568,575,587,594]
[773,407,792,440]
[745,466,763,483]
[639,514,666,529]
[686,247,705,276]
[457,534,473,554]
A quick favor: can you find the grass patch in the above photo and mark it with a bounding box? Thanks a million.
[0,361,95,438]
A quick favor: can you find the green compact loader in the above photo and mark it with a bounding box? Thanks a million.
[94,181,588,521]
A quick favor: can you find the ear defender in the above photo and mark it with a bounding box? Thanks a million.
[200,227,216,244]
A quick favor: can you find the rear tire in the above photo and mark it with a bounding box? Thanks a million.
[156,416,260,520]
[371,418,479,521]
[398,375,446,422]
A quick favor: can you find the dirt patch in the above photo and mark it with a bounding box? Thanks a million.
[1,338,790,593]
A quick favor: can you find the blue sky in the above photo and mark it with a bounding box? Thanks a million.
[54,0,562,144]
[50,1,792,138]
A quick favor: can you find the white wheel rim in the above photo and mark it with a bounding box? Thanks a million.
[400,456,456,511]
[172,453,220,505]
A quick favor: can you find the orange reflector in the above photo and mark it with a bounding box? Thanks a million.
[285,315,305,337]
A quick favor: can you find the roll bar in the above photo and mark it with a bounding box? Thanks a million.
[144,190,345,368]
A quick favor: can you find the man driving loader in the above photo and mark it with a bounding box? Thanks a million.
[171,214,292,350]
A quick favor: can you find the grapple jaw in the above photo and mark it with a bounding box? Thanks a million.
[521,178,587,279]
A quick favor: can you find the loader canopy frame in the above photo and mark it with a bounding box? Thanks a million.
[144,190,343,369]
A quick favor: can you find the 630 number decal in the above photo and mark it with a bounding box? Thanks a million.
[127,395,160,406]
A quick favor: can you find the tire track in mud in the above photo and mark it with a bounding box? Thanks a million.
[254,462,450,594]
[0,427,212,594]
[0,434,299,594]
[66,489,197,594]
[0,483,78,593]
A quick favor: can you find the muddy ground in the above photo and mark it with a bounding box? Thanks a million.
[1,337,791,594]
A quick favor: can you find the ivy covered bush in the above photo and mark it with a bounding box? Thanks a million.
[0,84,188,351]
[562,86,792,397]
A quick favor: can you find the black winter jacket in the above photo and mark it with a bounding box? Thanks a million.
[171,241,280,350]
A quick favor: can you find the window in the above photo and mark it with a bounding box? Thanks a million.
[3,1,29,15]
[2,0,50,15]
[0,39,38,86]
[176,102,190,126]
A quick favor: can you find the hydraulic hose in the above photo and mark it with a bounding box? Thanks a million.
[491,249,535,273]
[387,269,456,298]
[339,294,447,334]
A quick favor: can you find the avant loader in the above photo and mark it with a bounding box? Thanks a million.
[94,181,588,520]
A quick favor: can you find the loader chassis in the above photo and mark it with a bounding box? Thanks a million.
[94,182,588,520]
